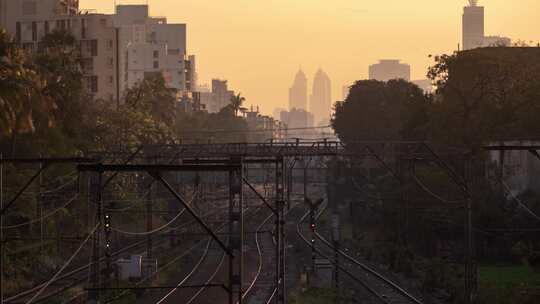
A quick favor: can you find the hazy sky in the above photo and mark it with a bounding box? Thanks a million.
[80,0,540,115]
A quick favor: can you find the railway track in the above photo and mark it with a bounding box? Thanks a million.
[243,199,304,304]
[147,203,268,304]
[297,204,424,304]
[5,206,224,304]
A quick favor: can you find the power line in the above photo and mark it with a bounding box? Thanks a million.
[2,194,79,229]
[178,125,333,135]
[24,223,99,304]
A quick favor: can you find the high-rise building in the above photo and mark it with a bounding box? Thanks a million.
[0,0,119,103]
[273,107,287,120]
[462,1,511,50]
[280,108,314,139]
[369,60,411,82]
[114,5,192,97]
[288,69,307,110]
[0,1,196,105]
[310,68,332,126]
[462,1,485,50]
[0,0,79,35]
[207,79,235,113]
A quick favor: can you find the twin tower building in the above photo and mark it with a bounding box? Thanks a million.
[288,69,332,126]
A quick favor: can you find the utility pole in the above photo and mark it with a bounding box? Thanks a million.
[0,153,4,304]
[38,155,44,254]
[228,157,244,304]
[464,156,475,304]
[88,171,103,304]
[331,213,340,288]
[146,173,153,273]
[280,157,286,304]
[275,156,285,304]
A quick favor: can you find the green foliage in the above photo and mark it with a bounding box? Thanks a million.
[229,92,246,116]
[124,74,177,128]
[428,50,540,149]
[476,264,540,304]
[332,79,430,145]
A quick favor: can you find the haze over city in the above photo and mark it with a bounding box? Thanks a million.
[80,0,540,114]
[3,0,540,303]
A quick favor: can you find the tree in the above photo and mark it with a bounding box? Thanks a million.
[229,93,245,116]
[0,29,56,156]
[332,79,430,145]
[427,49,540,150]
[124,74,176,127]
[34,30,91,149]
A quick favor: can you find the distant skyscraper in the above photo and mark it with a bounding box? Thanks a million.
[208,79,234,113]
[273,107,287,120]
[288,69,308,110]
[310,68,332,125]
[461,1,512,50]
[369,60,411,82]
[462,1,485,50]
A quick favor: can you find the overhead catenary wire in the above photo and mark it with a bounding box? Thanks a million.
[411,162,467,204]
[24,223,99,304]
[501,180,540,223]
[2,193,79,229]
[177,125,333,135]
[109,189,200,236]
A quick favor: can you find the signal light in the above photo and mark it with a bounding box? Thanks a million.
[104,214,111,228]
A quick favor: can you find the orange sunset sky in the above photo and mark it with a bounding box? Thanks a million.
[80,0,540,115]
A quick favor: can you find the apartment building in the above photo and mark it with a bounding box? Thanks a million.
[0,0,119,103]
[1,1,196,105]
[114,4,194,98]
[0,0,78,34]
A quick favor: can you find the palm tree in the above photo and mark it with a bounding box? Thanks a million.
[230,93,245,117]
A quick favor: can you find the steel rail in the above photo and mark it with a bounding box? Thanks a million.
[296,207,389,303]
[313,204,424,304]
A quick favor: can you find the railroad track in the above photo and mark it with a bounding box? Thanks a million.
[148,204,268,304]
[297,204,424,304]
[242,199,307,304]
[5,206,225,304]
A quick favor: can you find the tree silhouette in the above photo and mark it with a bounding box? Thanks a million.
[230,93,246,116]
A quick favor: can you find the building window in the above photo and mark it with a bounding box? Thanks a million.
[22,1,37,15]
[31,22,37,41]
[100,19,107,26]
[107,40,113,49]
[153,50,159,58]
[44,21,50,35]
[90,76,98,93]
[108,76,114,84]
[15,22,21,42]
[81,19,86,39]
[153,61,159,69]
[90,40,98,56]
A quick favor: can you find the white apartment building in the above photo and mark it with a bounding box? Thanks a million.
[0,0,119,103]
[114,5,193,98]
[0,0,78,34]
[1,2,196,104]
